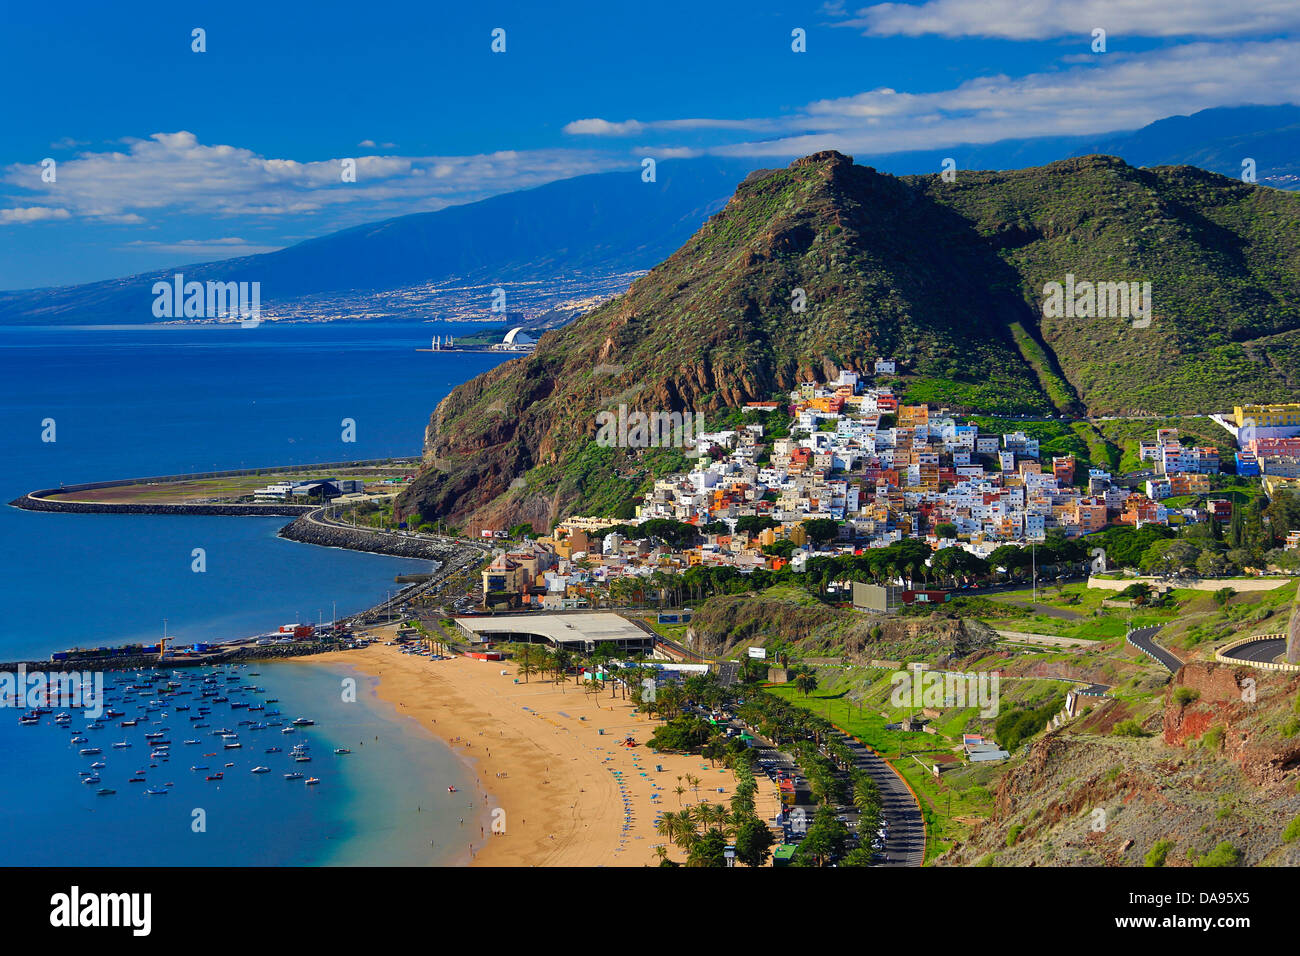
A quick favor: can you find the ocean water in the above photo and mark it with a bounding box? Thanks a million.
[0,322,508,865]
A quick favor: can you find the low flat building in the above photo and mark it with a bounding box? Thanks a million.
[452,612,655,655]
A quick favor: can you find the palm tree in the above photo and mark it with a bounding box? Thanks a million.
[550,647,572,689]
[515,645,537,683]
[794,670,818,698]
[659,810,699,850]
[687,774,701,803]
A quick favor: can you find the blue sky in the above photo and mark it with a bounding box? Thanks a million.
[2,0,1297,289]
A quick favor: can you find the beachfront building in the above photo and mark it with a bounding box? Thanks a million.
[452,612,656,656]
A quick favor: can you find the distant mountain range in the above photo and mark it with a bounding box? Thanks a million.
[1,104,1296,326]
[853,105,1300,189]
[395,150,1300,530]
[0,158,754,324]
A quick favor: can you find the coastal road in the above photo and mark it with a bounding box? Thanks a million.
[1221,637,1288,665]
[1127,625,1183,673]
[724,716,923,866]
[307,506,494,554]
[835,732,926,867]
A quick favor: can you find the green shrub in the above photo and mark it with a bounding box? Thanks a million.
[1195,841,1242,867]
[1174,687,1200,706]
[1113,720,1149,738]
[1283,817,1300,843]
[1006,824,1025,847]
[1144,839,1173,867]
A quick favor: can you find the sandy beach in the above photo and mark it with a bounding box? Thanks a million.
[297,633,778,866]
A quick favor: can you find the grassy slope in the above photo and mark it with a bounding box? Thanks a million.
[401,153,1300,527]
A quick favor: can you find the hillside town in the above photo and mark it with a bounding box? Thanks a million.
[474,367,1300,611]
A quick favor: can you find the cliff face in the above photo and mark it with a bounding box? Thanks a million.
[684,591,997,662]
[942,662,1300,866]
[398,151,1300,529]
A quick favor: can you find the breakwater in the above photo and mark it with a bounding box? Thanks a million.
[7,457,419,515]
[0,640,352,673]
[278,512,456,561]
[13,496,310,517]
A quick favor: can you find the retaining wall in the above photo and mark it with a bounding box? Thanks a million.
[1215,634,1300,672]
[278,514,462,562]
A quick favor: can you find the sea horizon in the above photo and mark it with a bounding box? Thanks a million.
[0,321,508,865]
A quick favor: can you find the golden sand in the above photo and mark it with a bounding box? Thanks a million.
[297,635,779,866]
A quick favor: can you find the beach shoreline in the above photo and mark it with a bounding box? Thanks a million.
[295,632,772,866]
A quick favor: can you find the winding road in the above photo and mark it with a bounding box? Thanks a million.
[1127,624,1183,673]
[1221,637,1288,665]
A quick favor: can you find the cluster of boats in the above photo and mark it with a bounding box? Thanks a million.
[18,665,332,794]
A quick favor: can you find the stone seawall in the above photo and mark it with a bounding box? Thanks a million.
[10,493,310,517]
[0,642,364,673]
[277,514,456,561]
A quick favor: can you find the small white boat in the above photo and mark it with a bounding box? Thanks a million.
[284,772,304,780]
[251,766,270,774]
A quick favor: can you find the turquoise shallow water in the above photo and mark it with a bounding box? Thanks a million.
[0,323,505,865]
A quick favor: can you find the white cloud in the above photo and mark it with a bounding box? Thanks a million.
[0,132,623,228]
[125,237,283,256]
[595,39,1300,158]
[564,117,776,137]
[838,0,1300,40]
[0,206,71,225]
[564,118,648,136]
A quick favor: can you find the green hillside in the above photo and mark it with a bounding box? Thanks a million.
[398,151,1300,529]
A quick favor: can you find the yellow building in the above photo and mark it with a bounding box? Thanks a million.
[1263,475,1300,497]
[1235,404,1300,428]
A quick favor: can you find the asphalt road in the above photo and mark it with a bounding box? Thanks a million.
[728,715,924,866]
[1223,637,1288,664]
[1127,625,1183,673]
[835,733,926,867]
